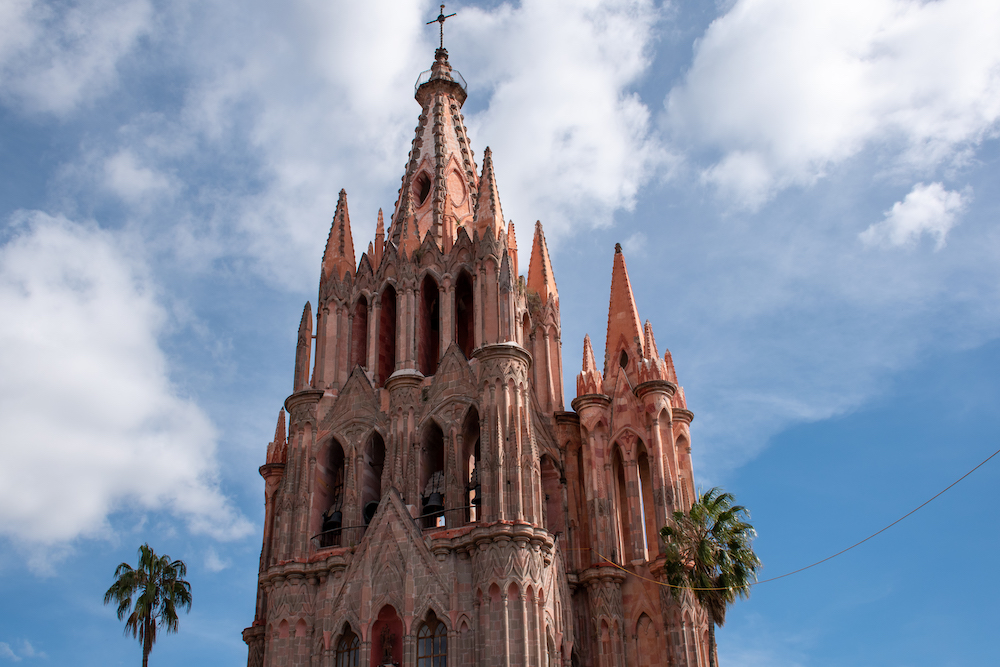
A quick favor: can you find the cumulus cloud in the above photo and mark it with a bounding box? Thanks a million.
[665,0,1000,207]
[0,212,251,558]
[861,182,968,248]
[0,643,19,661]
[0,0,152,115]
[459,0,665,247]
[204,546,230,573]
[103,149,175,204]
[49,0,665,288]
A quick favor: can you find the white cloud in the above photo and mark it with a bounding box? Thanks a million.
[459,0,665,248]
[0,0,152,115]
[666,0,1000,207]
[0,212,251,560]
[49,0,666,288]
[103,149,175,204]
[861,182,968,248]
[204,546,230,573]
[0,643,19,662]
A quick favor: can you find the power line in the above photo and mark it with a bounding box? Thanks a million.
[582,444,1000,591]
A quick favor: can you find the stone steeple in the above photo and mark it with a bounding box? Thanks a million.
[391,47,478,251]
[527,220,558,306]
[603,243,644,386]
[472,147,503,239]
[321,190,356,283]
[245,29,709,667]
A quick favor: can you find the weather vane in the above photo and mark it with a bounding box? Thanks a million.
[427,4,456,50]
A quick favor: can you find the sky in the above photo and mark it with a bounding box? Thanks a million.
[1,0,998,664]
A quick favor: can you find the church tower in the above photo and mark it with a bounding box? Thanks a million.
[244,33,710,667]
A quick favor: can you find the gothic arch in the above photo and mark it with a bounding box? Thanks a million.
[377,282,398,386]
[419,419,446,527]
[409,601,452,635]
[418,273,441,376]
[611,444,632,564]
[350,294,369,371]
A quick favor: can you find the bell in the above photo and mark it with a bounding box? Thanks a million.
[471,483,481,506]
[424,492,444,516]
[324,510,342,531]
[364,501,379,525]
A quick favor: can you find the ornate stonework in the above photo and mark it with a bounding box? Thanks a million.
[244,44,708,667]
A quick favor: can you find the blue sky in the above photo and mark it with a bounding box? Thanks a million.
[1,0,998,665]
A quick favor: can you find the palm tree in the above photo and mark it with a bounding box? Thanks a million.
[103,543,193,667]
[660,487,760,667]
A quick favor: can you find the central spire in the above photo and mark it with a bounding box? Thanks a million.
[390,29,481,256]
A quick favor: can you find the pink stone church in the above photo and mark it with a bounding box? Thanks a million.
[243,44,709,667]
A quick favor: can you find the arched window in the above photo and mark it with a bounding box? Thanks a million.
[414,171,432,207]
[335,627,359,667]
[462,408,481,523]
[320,439,346,547]
[637,442,657,560]
[377,285,397,386]
[350,296,368,371]
[419,275,440,376]
[362,432,386,526]
[612,446,632,564]
[540,456,563,535]
[417,612,448,667]
[455,271,474,358]
[420,422,445,528]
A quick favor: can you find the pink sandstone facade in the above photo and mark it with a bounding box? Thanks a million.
[243,47,711,667]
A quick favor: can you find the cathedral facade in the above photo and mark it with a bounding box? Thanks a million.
[243,47,710,667]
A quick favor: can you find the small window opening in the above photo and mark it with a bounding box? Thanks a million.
[414,172,432,206]
[619,350,629,369]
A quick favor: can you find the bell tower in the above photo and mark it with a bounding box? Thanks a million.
[244,14,710,667]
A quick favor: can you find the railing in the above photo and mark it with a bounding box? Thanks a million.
[414,68,468,93]
[310,505,477,550]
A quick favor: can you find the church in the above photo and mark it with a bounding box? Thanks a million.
[242,36,710,667]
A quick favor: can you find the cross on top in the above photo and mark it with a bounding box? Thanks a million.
[427,4,456,50]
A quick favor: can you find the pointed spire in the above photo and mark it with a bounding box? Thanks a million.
[293,302,313,392]
[267,408,287,465]
[473,147,504,239]
[507,221,518,278]
[374,209,385,270]
[527,221,558,306]
[322,190,356,281]
[273,407,286,445]
[663,349,678,385]
[604,243,644,378]
[577,334,604,396]
[643,320,659,361]
[394,189,421,259]
[582,334,598,373]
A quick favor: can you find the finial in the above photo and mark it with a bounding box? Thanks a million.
[615,242,622,253]
[427,4,456,50]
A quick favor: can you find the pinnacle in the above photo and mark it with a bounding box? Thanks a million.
[527,220,558,306]
[663,349,678,384]
[374,209,385,270]
[604,246,643,378]
[582,335,597,372]
[273,408,286,447]
[473,147,504,239]
[643,320,659,361]
[322,189,356,281]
